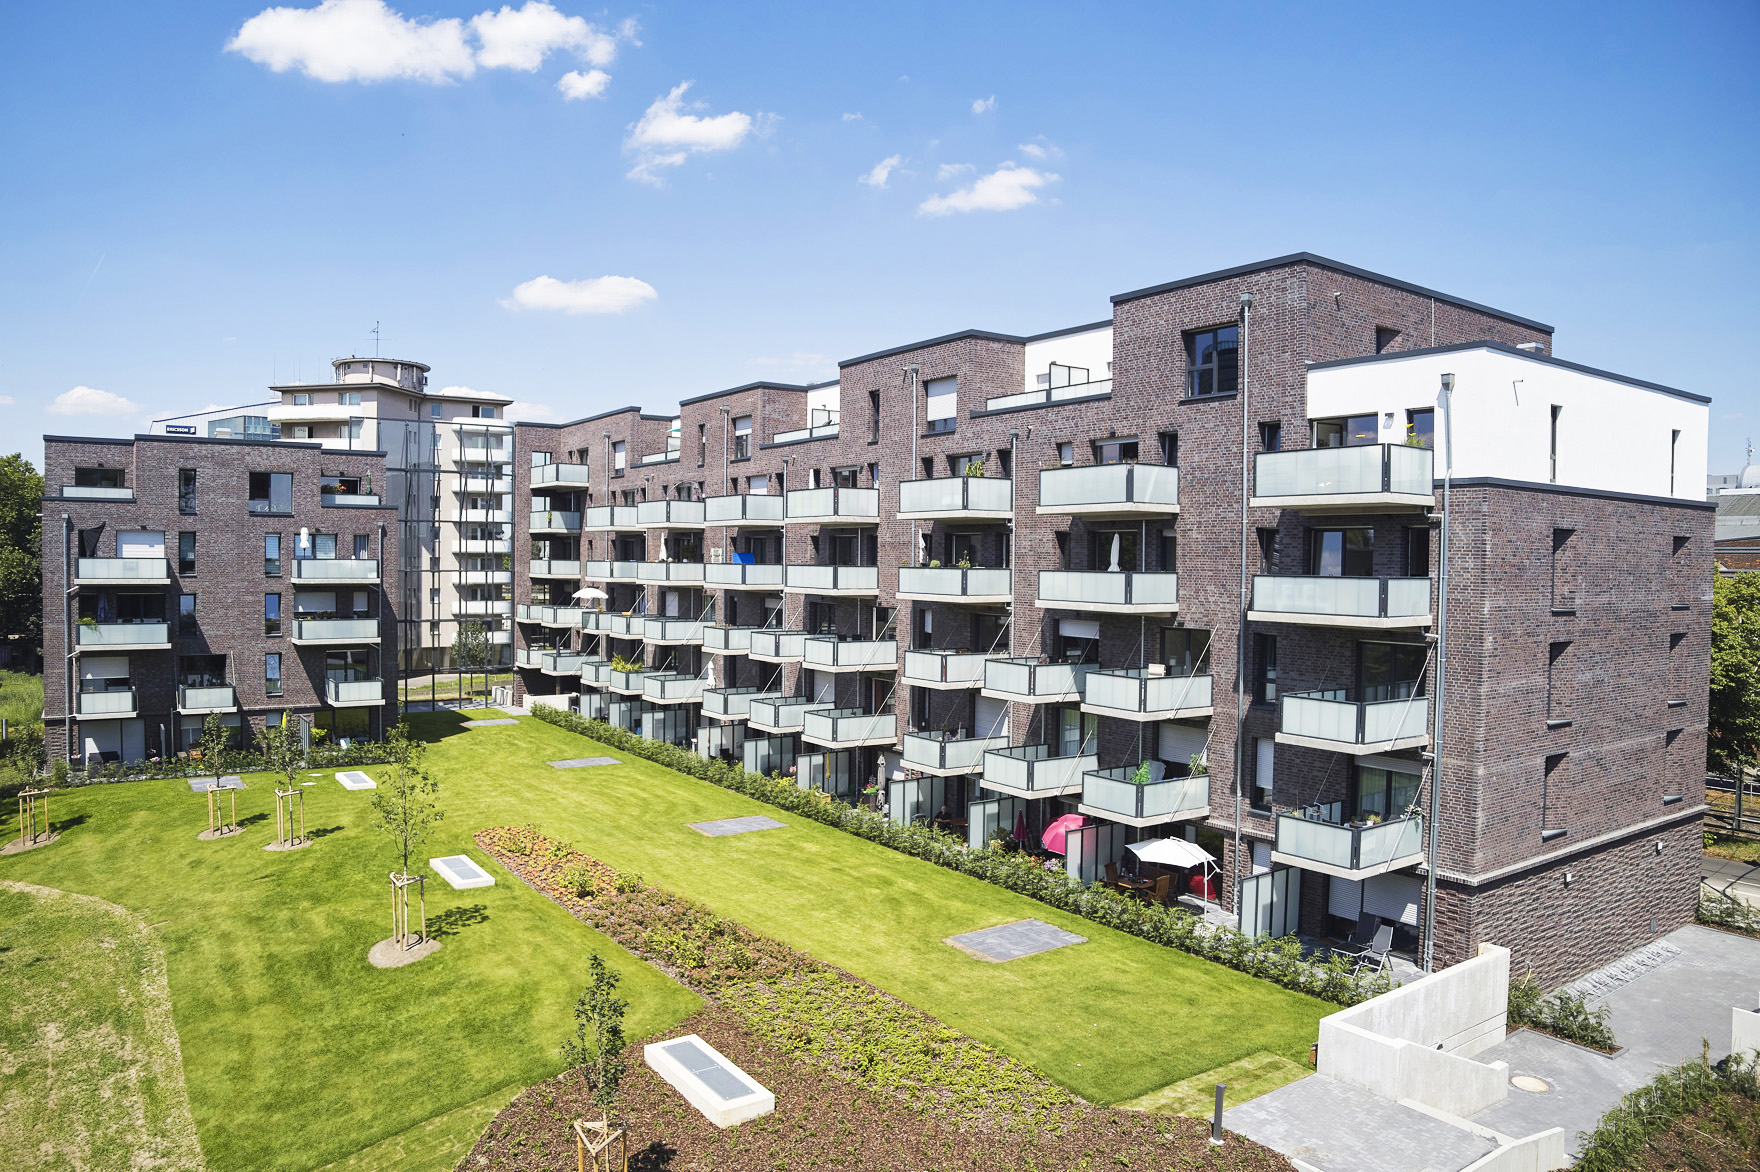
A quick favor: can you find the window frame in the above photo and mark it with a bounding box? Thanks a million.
[1183,324,1240,399]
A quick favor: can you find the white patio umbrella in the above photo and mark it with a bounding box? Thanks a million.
[702,661,715,688]
[573,586,608,601]
[1108,531,1122,572]
[1126,838,1213,868]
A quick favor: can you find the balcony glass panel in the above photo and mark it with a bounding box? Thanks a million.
[538,652,589,673]
[1275,812,1425,872]
[902,730,1009,773]
[583,506,640,529]
[1037,571,1178,609]
[901,649,1000,687]
[897,567,1011,599]
[803,637,897,670]
[532,462,593,485]
[293,618,379,641]
[784,565,879,593]
[76,557,168,581]
[531,559,582,577]
[702,687,780,718]
[784,486,879,521]
[702,625,758,652]
[291,559,379,580]
[61,485,135,500]
[76,621,169,648]
[178,684,236,710]
[748,696,831,731]
[1281,691,1429,745]
[636,561,704,583]
[1080,767,1209,820]
[77,688,137,715]
[703,494,786,524]
[530,511,582,531]
[1253,444,1433,499]
[644,617,707,643]
[985,378,1113,411]
[1038,463,1179,511]
[1083,669,1213,714]
[1251,576,1432,619]
[802,708,895,745]
[704,561,784,587]
[749,630,807,660]
[898,477,1013,515]
[326,677,383,704]
[982,743,1095,793]
[636,499,705,526]
[580,660,614,686]
[643,673,705,703]
[982,657,1091,701]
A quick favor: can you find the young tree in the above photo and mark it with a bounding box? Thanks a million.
[453,620,490,705]
[1711,573,1760,772]
[561,953,628,1126]
[367,723,442,878]
[258,710,306,790]
[197,712,232,771]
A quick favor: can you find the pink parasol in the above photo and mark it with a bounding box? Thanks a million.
[1040,813,1087,855]
[1012,810,1029,843]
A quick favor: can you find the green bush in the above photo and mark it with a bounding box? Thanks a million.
[1575,1047,1759,1172]
[1699,889,1760,937]
[530,704,1394,1007]
[559,862,597,898]
[1507,972,1618,1051]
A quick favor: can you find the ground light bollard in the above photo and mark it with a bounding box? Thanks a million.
[573,1119,628,1172]
[388,871,427,951]
[1210,1083,1226,1145]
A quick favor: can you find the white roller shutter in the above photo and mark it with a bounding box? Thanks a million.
[812,670,836,702]
[747,473,769,494]
[974,695,1008,738]
[1251,840,1271,875]
[1158,722,1209,763]
[1256,738,1275,798]
[1328,876,1363,920]
[79,656,128,682]
[1363,873,1421,926]
[1058,618,1099,640]
[294,592,336,614]
[117,530,165,558]
[925,376,958,422]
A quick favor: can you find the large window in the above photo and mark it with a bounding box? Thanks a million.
[1095,438,1138,465]
[1184,325,1239,398]
[733,415,752,460]
[1252,633,1277,704]
[178,593,197,635]
[178,469,197,513]
[1309,528,1374,577]
[1091,528,1138,572]
[924,376,957,434]
[1359,641,1426,701]
[265,652,282,696]
[1406,409,1434,449]
[1161,627,1210,674]
[1356,764,1420,821]
[1313,415,1380,447]
[247,472,292,514]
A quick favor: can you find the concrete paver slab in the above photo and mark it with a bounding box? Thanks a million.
[687,815,786,837]
[1225,1074,1494,1172]
[549,757,620,769]
[946,919,1087,962]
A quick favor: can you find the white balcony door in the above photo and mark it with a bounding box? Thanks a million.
[117,530,165,558]
[79,655,129,685]
[974,695,1007,739]
[811,670,835,702]
[1158,722,1208,769]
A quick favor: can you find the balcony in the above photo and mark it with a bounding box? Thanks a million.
[75,621,171,650]
[803,636,897,673]
[702,625,760,654]
[456,508,514,525]
[60,484,134,501]
[607,667,657,696]
[643,616,707,644]
[529,510,582,534]
[1277,690,1430,754]
[784,486,879,525]
[703,495,785,526]
[748,630,808,662]
[582,560,643,582]
[635,561,705,584]
[1036,570,1178,614]
[1272,812,1427,880]
[76,688,137,719]
[292,559,380,583]
[981,658,1091,704]
[901,649,1006,690]
[1081,669,1214,721]
[530,559,582,579]
[771,421,839,445]
[1077,768,1210,827]
[326,677,385,707]
[75,557,169,586]
[456,570,513,586]
[454,537,512,555]
[579,660,614,688]
[896,566,1012,604]
[452,441,512,463]
[702,686,781,721]
[290,618,380,645]
[459,474,514,495]
[747,695,834,734]
[643,672,705,705]
[321,491,383,508]
[981,743,1096,798]
[582,611,644,639]
[704,561,784,589]
[985,377,1112,412]
[516,604,583,628]
[636,448,680,467]
[524,651,590,676]
[898,477,1014,521]
[782,565,879,595]
[1248,576,1432,629]
[637,500,706,529]
[1037,463,1179,517]
[903,729,1010,776]
[802,708,897,749]
[1251,444,1434,513]
[452,598,512,618]
[532,462,594,487]
[583,506,641,531]
[178,684,237,714]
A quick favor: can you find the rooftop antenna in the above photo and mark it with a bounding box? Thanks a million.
[372,321,381,358]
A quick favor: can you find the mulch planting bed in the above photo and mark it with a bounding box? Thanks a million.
[461,825,1294,1172]
[1627,1091,1760,1171]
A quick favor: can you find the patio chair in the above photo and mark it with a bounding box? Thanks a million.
[1354,923,1395,975]
[1139,875,1172,905]
[1104,861,1121,889]
[1339,914,1381,951]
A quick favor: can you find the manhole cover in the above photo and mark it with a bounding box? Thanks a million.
[1511,1075,1550,1093]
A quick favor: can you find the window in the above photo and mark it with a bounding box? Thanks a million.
[1374,327,1401,354]
[1547,641,1571,723]
[1551,528,1578,612]
[1406,526,1430,577]
[264,534,281,576]
[1406,409,1434,449]
[178,532,196,574]
[472,404,495,418]
[1309,528,1373,576]
[265,652,282,696]
[1360,641,1426,701]
[1158,431,1179,466]
[733,416,752,460]
[1252,738,1275,810]
[1314,415,1379,447]
[833,466,859,488]
[354,534,370,559]
[1161,627,1210,674]
[1158,527,1177,572]
[1252,633,1277,704]
[1356,764,1419,821]
[1059,707,1098,756]
[869,390,881,442]
[178,593,197,635]
[1259,421,1282,452]
[1257,527,1279,575]
[612,440,626,475]
[974,611,1007,653]
[531,450,552,466]
[347,418,364,441]
[1092,528,1138,571]
[925,376,957,434]
[341,391,362,406]
[1184,325,1239,397]
[1053,529,1069,568]
[1095,438,1138,465]
[429,403,443,418]
[1542,753,1569,836]
[265,593,281,636]
[293,393,312,406]
[247,472,292,514]
[1057,441,1074,466]
[1670,429,1680,495]
[943,532,977,566]
[1549,405,1562,482]
[178,469,197,513]
[73,466,125,488]
[697,423,707,465]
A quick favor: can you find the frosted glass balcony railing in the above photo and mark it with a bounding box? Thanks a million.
[981,743,1095,796]
[702,625,759,653]
[702,687,780,719]
[901,649,1005,688]
[747,696,834,733]
[533,651,590,674]
[75,557,169,583]
[636,499,705,528]
[1274,812,1426,876]
[1036,570,1178,611]
[985,377,1113,412]
[456,570,512,586]
[748,630,808,661]
[1280,690,1430,748]
[291,618,380,643]
[451,598,512,617]
[326,677,385,705]
[981,657,1091,703]
[607,667,657,694]
[321,491,382,507]
[1037,463,1179,514]
[75,621,170,649]
[783,565,879,593]
[643,616,707,644]
[579,660,615,687]
[1079,768,1209,823]
[454,537,512,555]
[770,421,840,444]
[76,688,137,717]
[60,484,135,500]
[1081,669,1213,718]
[590,612,644,638]
[903,729,1010,774]
[532,462,593,486]
[802,708,897,748]
[803,637,897,672]
[898,477,1013,518]
[635,561,704,583]
[526,605,583,627]
[784,486,879,524]
[636,448,681,466]
[703,494,785,525]
[642,672,705,704]
[178,684,236,712]
[582,506,641,530]
[456,508,513,525]
[1252,444,1433,504]
[1250,576,1432,624]
[581,560,643,581]
[530,559,581,578]
[897,567,1012,602]
[291,558,380,581]
[529,510,582,532]
[704,562,784,588]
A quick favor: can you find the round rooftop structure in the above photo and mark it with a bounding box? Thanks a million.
[331,356,429,391]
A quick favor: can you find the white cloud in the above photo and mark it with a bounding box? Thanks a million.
[502,274,657,315]
[49,386,141,416]
[228,0,476,83]
[504,400,557,421]
[859,155,902,188]
[625,82,756,183]
[936,161,974,181]
[0,395,13,406]
[1017,137,1063,161]
[918,163,1056,217]
[971,95,995,114]
[557,68,610,99]
[842,111,863,122]
[471,2,618,71]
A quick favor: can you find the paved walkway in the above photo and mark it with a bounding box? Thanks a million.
[1227,923,1760,1172]
[1703,853,1760,908]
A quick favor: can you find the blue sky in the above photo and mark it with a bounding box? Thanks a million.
[2,1,1756,471]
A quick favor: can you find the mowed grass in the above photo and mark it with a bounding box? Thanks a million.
[0,753,699,1172]
[0,668,43,728]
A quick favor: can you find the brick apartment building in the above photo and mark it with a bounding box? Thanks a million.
[508,253,1712,983]
[40,434,399,762]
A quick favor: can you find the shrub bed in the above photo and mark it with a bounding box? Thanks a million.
[1506,973,1619,1052]
[1699,889,1760,938]
[529,704,1391,1007]
[52,741,398,788]
[1574,1047,1760,1172]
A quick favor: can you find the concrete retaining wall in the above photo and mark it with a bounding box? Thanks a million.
[1734,995,1760,1060]
[1458,1128,1567,1172]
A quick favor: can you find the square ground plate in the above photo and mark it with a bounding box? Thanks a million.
[549,757,621,769]
[462,718,520,727]
[187,775,245,793]
[644,1033,774,1128]
[688,815,786,837]
[946,918,1087,962]
[336,771,376,790]
[430,854,495,890]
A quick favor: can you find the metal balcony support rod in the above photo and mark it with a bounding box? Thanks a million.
[1232,291,1253,910]
[1424,372,1454,973]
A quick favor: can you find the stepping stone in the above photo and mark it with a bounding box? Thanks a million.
[688,815,786,837]
[336,771,376,790]
[462,718,520,727]
[430,854,495,890]
[946,918,1087,963]
[549,757,620,769]
[187,775,245,793]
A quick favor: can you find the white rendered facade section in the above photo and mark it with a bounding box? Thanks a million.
[1020,325,1114,395]
[805,382,840,426]
[1305,347,1708,501]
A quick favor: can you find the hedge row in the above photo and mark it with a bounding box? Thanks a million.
[529,703,1393,1007]
[54,740,399,787]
